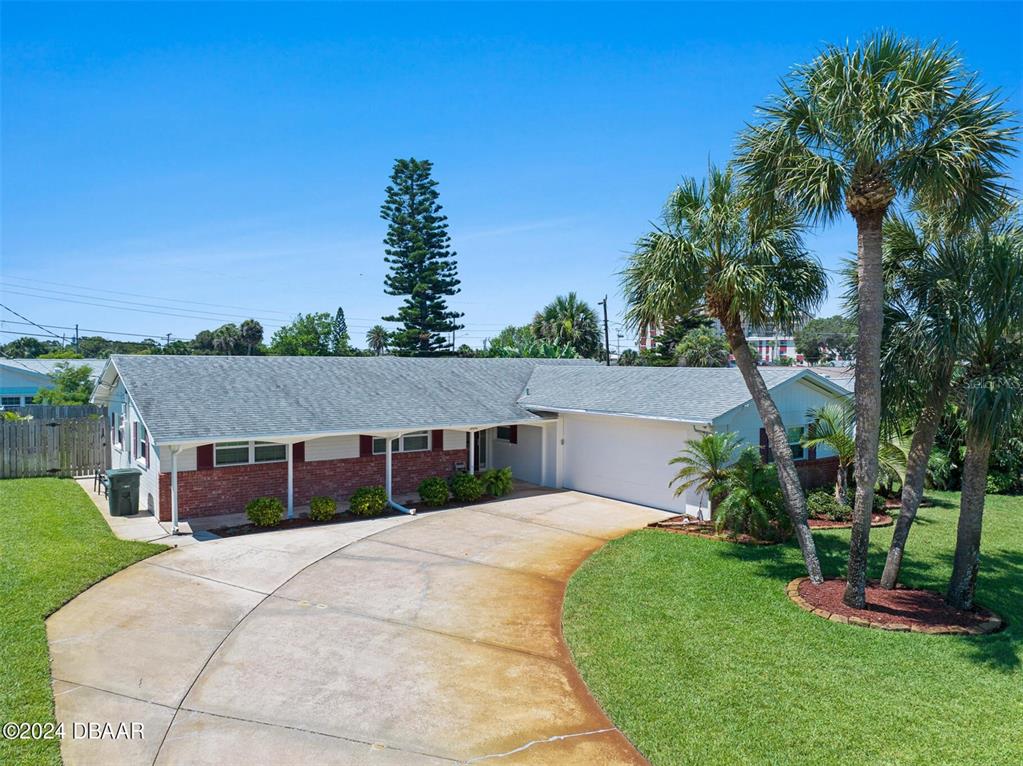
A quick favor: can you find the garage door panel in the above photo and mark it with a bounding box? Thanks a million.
[562,414,706,517]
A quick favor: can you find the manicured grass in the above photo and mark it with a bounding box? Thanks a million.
[0,478,166,766]
[564,492,1022,765]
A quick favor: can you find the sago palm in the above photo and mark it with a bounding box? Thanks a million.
[622,163,827,583]
[531,293,602,359]
[738,33,1016,608]
[668,431,739,519]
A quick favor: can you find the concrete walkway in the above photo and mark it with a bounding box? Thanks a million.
[48,490,670,765]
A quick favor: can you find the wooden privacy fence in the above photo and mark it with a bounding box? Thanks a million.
[9,404,106,420]
[1,417,109,479]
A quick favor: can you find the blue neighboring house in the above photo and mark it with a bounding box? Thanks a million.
[0,358,105,408]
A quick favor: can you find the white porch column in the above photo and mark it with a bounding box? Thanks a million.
[385,434,393,501]
[286,442,294,519]
[467,429,475,474]
[170,446,179,535]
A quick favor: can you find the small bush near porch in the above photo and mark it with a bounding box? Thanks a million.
[0,479,166,766]
[563,492,1022,765]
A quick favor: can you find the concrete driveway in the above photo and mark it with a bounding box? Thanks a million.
[48,489,669,765]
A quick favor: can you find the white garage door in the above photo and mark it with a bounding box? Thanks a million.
[561,413,708,518]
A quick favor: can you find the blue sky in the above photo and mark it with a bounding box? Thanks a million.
[3,2,1021,350]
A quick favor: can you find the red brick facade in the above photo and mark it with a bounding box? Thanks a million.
[794,456,840,490]
[158,447,468,521]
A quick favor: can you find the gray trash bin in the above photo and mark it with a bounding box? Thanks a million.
[107,467,142,516]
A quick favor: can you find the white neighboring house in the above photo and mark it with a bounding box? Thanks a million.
[91,356,849,528]
[0,358,105,408]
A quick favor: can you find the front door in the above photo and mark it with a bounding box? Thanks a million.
[474,430,488,470]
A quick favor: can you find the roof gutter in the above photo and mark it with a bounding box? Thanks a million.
[521,404,712,426]
[151,418,541,448]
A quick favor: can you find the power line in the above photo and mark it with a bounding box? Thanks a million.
[3,275,297,317]
[0,303,65,341]
[0,319,186,341]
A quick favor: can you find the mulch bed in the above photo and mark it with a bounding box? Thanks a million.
[210,509,405,538]
[808,512,892,530]
[788,577,1005,635]
[647,517,786,546]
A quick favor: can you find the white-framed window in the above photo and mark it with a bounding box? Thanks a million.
[372,430,430,455]
[138,425,149,467]
[215,440,288,467]
[1,396,20,407]
[787,426,806,461]
[496,426,512,441]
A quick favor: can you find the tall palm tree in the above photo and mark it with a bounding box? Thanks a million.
[212,323,241,355]
[622,164,826,583]
[366,325,389,356]
[239,319,263,356]
[803,403,855,505]
[876,213,977,588]
[531,293,602,359]
[669,431,739,519]
[945,226,1023,609]
[738,33,1016,608]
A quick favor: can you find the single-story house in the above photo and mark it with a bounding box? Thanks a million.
[0,358,106,408]
[92,355,849,531]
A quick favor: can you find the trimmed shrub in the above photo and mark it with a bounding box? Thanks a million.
[246,496,284,527]
[872,491,889,514]
[806,490,851,522]
[309,495,337,521]
[480,467,514,497]
[418,476,450,507]
[349,486,387,517]
[450,472,484,503]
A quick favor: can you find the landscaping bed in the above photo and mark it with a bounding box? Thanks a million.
[209,507,407,537]
[646,516,785,545]
[789,577,1004,634]
[808,511,892,529]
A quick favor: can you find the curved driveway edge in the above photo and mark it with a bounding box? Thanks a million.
[47,490,669,764]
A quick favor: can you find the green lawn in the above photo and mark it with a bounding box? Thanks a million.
[563,492,1022,766]
[0,478,166,766]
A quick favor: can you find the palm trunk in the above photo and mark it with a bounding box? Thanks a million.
[879,369,952,589]
[722,317,823,583]
[835,462,848,505]
[844,210,886,609]
[946,428,992,610]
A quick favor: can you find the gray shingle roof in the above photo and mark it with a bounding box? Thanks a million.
[518,365,819,423]
[98,355,592,444]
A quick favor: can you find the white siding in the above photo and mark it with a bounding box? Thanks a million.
[490,424,545,485]
[560,413,706,517]
[305,434,360,461]
[108,379,161,514]
[443,429,466,451]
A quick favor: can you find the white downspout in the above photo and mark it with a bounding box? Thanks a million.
[170,446,180,535]
[385,432,415,515]
[286,442,294,519]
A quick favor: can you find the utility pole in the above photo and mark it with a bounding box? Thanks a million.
[166,333,172,349]
[598,295,611,366]
[74,324,79,351]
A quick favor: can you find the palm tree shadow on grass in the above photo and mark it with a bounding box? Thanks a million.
[711,535,1021,671]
